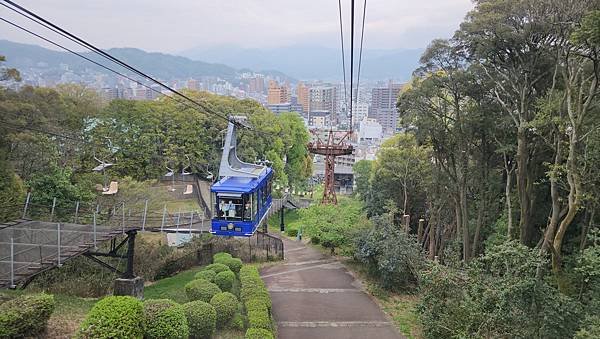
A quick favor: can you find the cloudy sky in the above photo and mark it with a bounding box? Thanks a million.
[1,0,474,53]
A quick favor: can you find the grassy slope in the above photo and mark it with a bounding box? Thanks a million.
[144,266,203,303]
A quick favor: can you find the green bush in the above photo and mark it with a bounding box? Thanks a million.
[77,296,144,339]
[210,292,239,328]
[418,242,583,339]
[229,311,245,330]
[195,270,216,282]
[239,266,271,309]
[204,263,231,274]
[246,299,271,330]
[143,299,189,339]
[214,270,236,292]
[223,257,243,273]
[576,315,600,339]
[213,252,233,263]
[355,215,423,291]
[245,328,274,339]
[184,279,222,302]
[286,228,298,237]
[182,300,216,338]
[0,293,55,338]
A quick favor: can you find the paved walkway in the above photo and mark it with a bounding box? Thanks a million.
[260,236,403,339]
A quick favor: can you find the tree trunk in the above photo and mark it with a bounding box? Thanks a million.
[503,153,515,239]
[517,126,534,246]
[542,135,562,253]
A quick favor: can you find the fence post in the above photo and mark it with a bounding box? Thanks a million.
[201,212,204,235]
[74,201,80,224]
[189,211,193,235]
[403,215,410,233]
[142,199,148,231]
[22,191,31,219]
[418,219,425,242]
[93,211,97,249]
[57,223,62,267]
[161,205,166,232]
[10,237,15,288]
[50,197,57,222]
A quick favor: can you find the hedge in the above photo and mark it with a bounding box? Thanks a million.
[204,263,231,274]
[194,269,216,282]
[182,300,216,338]
[210,292,239,328]
[239,264,274,336]
[184,279,222,302]
[0,293,55,338]
[214,270,236,292]
[246,299,271,330]
[77,296,144,339]
[143,299,189,339]
[245,328,275,339]
[240,266,271,309]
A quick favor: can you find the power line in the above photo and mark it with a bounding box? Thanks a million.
[338,0,348,124]
[1,0,238,127]
[356,0,367,107]
[0,119,83,141]
[2,0,279,139]
[0,16,204,115]
[349,0,355,132]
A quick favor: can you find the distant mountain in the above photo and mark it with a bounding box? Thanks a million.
[180,44,424,82]
[0,40,295,83]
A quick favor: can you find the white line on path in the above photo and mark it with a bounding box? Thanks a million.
[261,262,338,278]
[268,288,361,293]
[278,321,393,328]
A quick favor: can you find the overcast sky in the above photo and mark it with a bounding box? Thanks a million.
[1,0,474,53]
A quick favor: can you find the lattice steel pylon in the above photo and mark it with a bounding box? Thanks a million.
[308,130,353,204]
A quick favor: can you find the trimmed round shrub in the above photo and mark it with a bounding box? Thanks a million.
[245,328,274,339]
[223,257,243,273]
[246,299,271,330]
[184,279,222,302]
[204,263,231,274]
[0,293,55,338]
[213,252,233,263]
[210,292,239,328]
[182,300,216,338]
[77,296,144,338]
[195,270,216,282]
[143,299,189,339]
[214,270,236,292]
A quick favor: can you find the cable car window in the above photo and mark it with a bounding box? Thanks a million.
[252,191,258,218]
[242,194,252,221]
[215,193,243,221]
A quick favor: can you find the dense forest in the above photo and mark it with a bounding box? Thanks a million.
[352,0,600,337]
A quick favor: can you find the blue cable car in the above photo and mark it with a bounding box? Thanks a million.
[211,116,273,237]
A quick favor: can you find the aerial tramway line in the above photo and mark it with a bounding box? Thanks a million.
[308,0,367,205]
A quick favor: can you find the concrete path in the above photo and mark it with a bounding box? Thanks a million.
[260,236,403,339]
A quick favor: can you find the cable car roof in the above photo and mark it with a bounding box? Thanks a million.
[211,167,273,193]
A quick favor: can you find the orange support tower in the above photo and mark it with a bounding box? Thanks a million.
[307,130,353,204]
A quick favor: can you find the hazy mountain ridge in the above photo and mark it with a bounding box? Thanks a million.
[0,40,295,83]
[181,44,424,81]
